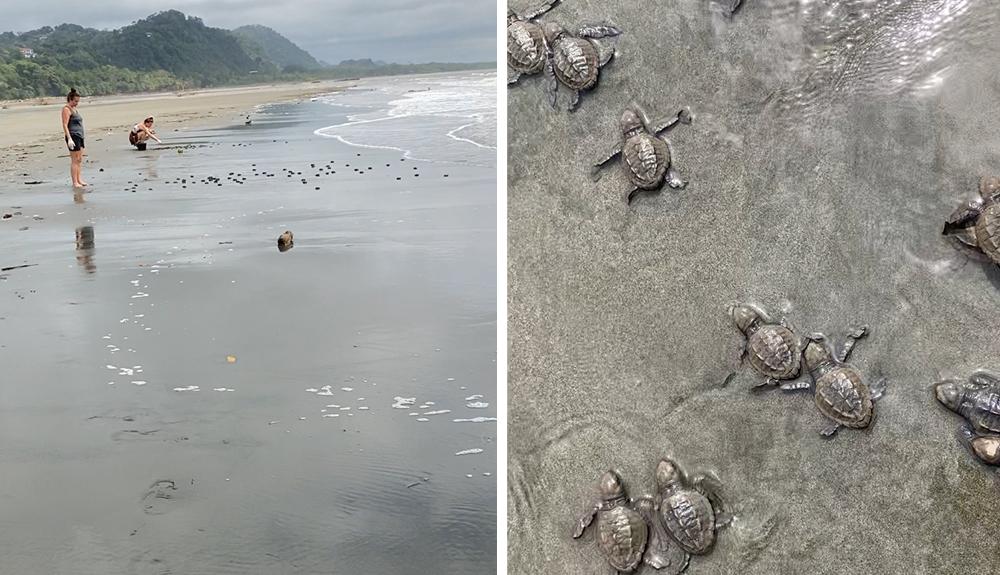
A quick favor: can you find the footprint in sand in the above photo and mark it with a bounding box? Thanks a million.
[141,479,182,515]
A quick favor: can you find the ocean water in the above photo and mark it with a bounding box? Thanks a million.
[314,71,497,166]
[0,70,496,574]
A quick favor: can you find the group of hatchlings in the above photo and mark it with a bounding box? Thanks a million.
[574,301,1000,574]
[512,0,1000,571]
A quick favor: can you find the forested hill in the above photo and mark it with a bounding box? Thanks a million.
[0,10,492,100]
[232,25,323,72]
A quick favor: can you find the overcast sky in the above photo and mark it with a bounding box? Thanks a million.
[3,0,495,63]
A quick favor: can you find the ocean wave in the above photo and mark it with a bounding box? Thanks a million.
[313,72,496,165]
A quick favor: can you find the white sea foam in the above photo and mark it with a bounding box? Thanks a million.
[313,72,497,166]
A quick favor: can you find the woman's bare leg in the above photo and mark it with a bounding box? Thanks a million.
[70,151,81,187]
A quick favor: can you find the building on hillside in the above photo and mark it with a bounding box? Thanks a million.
[18,47,36,59]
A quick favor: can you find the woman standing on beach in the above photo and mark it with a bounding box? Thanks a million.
[61,88,88,188]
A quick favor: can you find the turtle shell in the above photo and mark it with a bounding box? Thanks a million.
[974,203,1000,264]
[747,325,801,380]
[507,21,546,74]
[597,504,647,572]
[622,133,669,190]
[658,489,716,555]
[962,388,1000,434]
[550,37,599,90]
[813,367,873,428]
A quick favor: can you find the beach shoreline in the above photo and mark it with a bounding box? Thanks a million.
[0,80,347,180]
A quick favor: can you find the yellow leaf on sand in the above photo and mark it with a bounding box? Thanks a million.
[226,355,237,363]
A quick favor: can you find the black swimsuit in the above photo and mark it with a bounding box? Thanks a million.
[66,107,84,150]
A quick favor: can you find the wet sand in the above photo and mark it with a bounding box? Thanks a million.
[1,80,496,573]
[508,0,1000,573]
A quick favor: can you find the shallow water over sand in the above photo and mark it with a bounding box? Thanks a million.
[1,73,496,574]
[508,0,1000,573]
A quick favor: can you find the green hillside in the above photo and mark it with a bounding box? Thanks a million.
[232,25,322,72]
[0,11,492,100]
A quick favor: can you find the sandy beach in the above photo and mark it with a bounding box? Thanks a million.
[508,0,1000,573]
[0,71,496,573]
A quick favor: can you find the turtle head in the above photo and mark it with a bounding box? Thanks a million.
[935,379,964,412]
[599,470,626,501]
[654,458,683,491]
[619,108,644,137]
[980,176,1000,201]
[542,22,565,43]
[802,335,833,372]
[729,303,763,335]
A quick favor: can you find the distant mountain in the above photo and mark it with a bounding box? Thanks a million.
[231,25,322,72]
[0,10,492,100]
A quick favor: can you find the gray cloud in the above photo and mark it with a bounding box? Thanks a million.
[3,0,496,63]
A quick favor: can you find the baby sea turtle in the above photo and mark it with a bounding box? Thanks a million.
[942,176,1000,265]
[506,1,560,85]
[592,104,692,205]
[730,303,807,388]
[543,22,621,111]
[652,458,731,566]
[781,326,887,437]
[573,470,649,573]
[936,371,1000,467]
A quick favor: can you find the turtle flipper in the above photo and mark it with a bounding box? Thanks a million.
[869,377,887,401]
[573,501,601,538]
[507,67,522,86]
[970,371,1000,388]
[652,109,692,136]
[568,90,581,112]
[691,472,732,528]
[634,497,690,574]
[522,0,560,21]
[780,379,811,392]
[820,422,841,437]
[543,52,558,109]
[943,199,983,235]
[577,24,622,39]
[665,166,686,190]
[626,187,642,205]
[592,143,623,181]
[836,324,869,362]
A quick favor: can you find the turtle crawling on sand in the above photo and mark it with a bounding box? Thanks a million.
[942,176,1000,265]
[781,326,887,437]
[936,371,1000,467]
[506,2,560,85]
[730,303,807,388]
[648,458,731,573]
[592,104,692,205]
[574,470,653,574]
[543,22,621,111]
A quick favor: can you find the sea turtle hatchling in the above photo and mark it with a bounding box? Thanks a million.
[729,303,807,388]
[506,1,560,85]
[652,458,731,566]
[942,176,1000,265]
[936,371,1000,467]
[543,22,621,111]
[573,470,651,574]
[781,326,887,437]
[592,104,692,205]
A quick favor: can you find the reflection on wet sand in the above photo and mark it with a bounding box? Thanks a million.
[73,189,85,204]
[75,225,95,274]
